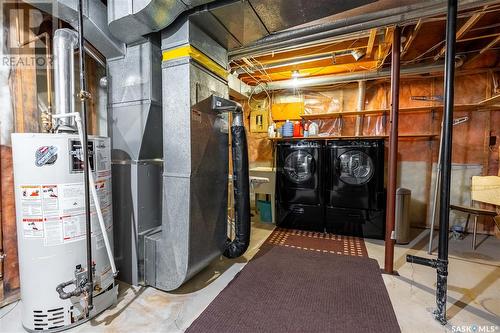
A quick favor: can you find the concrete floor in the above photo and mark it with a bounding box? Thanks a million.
[1,221,499,333]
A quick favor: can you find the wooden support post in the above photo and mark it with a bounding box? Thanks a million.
[384,26,401,274]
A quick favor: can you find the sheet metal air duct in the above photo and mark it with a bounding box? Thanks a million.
[265,62,445,90]
[53,29,78,130]
[108,38,163,286]
[25,0,124,59]
[137,17,252,291]
[107,0,215,44]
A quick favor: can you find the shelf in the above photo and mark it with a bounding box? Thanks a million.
[299,104,500,120]
[269,134,437,141]
[269,135,386,141]
[301,109,386,119]
[478,94,500,106]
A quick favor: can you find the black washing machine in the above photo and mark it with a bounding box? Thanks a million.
[276,140,324,232]
[325,139,386,239]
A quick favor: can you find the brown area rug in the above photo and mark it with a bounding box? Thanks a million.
[187,237,400,333]
[266,227,368,257]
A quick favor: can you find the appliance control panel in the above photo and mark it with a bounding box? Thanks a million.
[69,140,95,173]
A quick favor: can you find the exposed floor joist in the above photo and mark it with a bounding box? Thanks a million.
[434,6,488,60]
[401,20,422,57]
[366,28,377,58]
[467,34,500,64]
[376,27,395,69]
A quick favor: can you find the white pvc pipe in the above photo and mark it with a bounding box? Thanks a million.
[53,113,118,276]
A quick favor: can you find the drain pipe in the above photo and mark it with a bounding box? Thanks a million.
[211,96,251,258]
[406,0,458,325]
[77,0,94,310]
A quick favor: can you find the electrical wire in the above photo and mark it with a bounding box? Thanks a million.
[0,300,20,320]
[232,59,273,119]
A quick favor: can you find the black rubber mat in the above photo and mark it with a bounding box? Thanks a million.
[187,245,400,333]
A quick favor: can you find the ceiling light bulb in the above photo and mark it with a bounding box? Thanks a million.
[351,49,366,61]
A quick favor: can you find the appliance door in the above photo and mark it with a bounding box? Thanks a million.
[338,150,374,185]
[327,146,378,209]
[277,146,321,205]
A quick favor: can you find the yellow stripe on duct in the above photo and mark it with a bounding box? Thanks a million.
[162,44,228,80]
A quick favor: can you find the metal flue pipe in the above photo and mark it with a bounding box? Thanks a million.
[53,29,78,130]
[384,26,400,275]
[355,80,366,136]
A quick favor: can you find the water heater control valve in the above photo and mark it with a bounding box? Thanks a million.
[75,265,88,289]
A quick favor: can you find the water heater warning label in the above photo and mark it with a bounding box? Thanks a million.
[18,177,112,245]
[20,185,43,238]
[44,217,63,246]
[22,218,44,238]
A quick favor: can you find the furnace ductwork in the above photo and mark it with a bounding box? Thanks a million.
[107,0,215,44]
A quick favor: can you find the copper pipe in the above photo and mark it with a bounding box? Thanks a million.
[384,26,401,274]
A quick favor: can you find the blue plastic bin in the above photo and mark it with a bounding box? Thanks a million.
[257,200,273,223]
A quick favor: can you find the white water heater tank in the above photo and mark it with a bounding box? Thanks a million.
[11,133,117,332]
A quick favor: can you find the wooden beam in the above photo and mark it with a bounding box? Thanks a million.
[401,20,422,57]
[434,8,486,61]
[366,29,377,58]
[478,93,500,106]
[239,60,379,83]
[467,35,500,65]
[477,34,500,55]
[376,27,395,68]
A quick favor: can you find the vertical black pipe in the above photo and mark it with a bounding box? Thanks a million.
[77,0,93,309]
[435,0,457,325]
[384,26,400,274]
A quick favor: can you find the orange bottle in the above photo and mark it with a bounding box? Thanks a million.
[293,121,302,137]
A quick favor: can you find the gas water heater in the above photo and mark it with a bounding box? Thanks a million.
[11,133,118,331]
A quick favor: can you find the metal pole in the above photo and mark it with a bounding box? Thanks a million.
[384,26,400,274]
[435,0,457,324]
[77,0,93,310]
[406,0,457,325]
